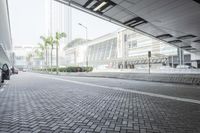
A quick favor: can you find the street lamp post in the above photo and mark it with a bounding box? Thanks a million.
[148,51,151,74]
[78,23,88,67]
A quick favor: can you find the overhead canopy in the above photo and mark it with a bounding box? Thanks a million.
[55,0,200,53]
[0,43,10,66]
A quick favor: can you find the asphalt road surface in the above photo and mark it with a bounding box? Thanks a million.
[0,72,200,133]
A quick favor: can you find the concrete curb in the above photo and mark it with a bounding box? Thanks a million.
[33,71,200,85]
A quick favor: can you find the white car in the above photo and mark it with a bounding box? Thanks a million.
[22,68,28,72]
[176,65,190,69]
[160,66,172,69]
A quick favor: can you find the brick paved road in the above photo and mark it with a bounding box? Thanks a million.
[0,72,200,133]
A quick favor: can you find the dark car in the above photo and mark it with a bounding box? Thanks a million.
[0,64,11,84]
[14,68,19,74]
[11,67,19,74]
[0,68,2,86]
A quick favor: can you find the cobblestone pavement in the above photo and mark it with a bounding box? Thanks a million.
[59,75,200,101]
[0,73,200,133]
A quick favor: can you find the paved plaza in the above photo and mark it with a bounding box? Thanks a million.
[0,73,200,133]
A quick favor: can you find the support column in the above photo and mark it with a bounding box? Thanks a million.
[178,48,184,65]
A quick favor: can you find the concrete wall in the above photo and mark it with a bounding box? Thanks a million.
[0,0,12,66]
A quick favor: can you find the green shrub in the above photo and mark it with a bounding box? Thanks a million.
[66,66,93,72]
[66,66,81,72]
[59,67,66,72]
[33,66,93,73]
[82,67,93,72]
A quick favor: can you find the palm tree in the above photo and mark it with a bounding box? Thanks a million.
[35,45,45,69]
[38,43,45,55]
[26,53,33,69]
[40,36,49,72]
[47,36,55,73]
[54,32,66,75]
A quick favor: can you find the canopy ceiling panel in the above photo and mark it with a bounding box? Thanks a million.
[56,0,200,53]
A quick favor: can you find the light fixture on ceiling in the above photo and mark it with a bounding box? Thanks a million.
[101,4,114,13]
[156,34,173,39]
[124,17,148,28]
[187,48,196,51]
[177,35,196,40]
[124,18,136,25]
[168,40,182,44]
[87,1,98,8]
[93,1,107,11]
[84,0,95,8]
[130,21,144,27]
[83,0,116,13]
[193,0,200,4]
[193,40,200,43]
[180,46,192,49]
[124,20,136,26]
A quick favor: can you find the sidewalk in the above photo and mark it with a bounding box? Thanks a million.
[35,71,200,85]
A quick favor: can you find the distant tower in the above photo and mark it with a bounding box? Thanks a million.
[45,0,72,45]
[45,0,72,65]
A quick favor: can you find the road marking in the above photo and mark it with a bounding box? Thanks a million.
[39,75,200,105]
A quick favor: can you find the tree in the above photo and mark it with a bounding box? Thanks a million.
[40,36,49,71]
[54,32,66,75]
[35,44,45,69]
[26,53,33,69]
[47,36,55,73]
[35,49,44,59]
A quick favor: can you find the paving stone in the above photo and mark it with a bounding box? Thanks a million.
[0,73,200,133]
[95,126,102,132]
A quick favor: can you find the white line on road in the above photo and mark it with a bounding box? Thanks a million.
[39,75,200,105]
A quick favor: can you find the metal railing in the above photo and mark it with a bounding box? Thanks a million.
[93,68,200,74]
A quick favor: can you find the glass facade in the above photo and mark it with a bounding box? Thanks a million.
[65,29,198,69]
[0,0,13,67]
[88,38,117,62]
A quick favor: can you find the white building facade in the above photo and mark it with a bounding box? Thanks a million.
[13,45,43,70]
[65,29,195,69]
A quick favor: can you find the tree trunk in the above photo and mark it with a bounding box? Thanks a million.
[51,48,53,73]
[56,43,59,75]
[47,48,49,70]
[46,48,48,72]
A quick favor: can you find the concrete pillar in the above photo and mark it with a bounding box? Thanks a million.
[178,48,184,65]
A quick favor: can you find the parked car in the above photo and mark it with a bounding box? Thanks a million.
[22,68,27,72]
[14,68,19,74]
[11,67,19,74]
[176,65,190,69]
[0,68,2,85]
[160,66,172,69]
[0,64,11,83]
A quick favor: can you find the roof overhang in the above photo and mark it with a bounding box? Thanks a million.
[55,0,200,53]
[0,43,11,65]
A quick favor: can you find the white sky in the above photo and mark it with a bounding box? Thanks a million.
[8,0,121,46]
